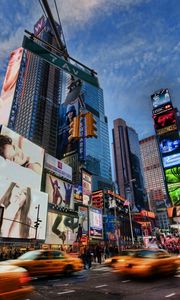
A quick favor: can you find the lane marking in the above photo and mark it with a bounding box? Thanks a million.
[57,290,75,295]
[95,284,108,288]
[165,293,176,298]
[121,280,131,283]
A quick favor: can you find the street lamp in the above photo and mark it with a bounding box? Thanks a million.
[124,179,136,245]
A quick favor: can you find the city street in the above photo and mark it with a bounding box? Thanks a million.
[27,263,180,300]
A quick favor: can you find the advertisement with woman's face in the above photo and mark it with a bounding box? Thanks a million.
[0,179,48,240]
[0,126,44,190]
[0,48,23,126]
[45,212,79,245]
[45,174,74,209]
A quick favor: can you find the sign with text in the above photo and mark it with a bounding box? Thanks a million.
[82,170,92,206]
[45,153,72,181]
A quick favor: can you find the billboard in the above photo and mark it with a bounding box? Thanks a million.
[78,206,88,234]
[167,206,180,218]
[165,166,180,206]
[73,184,82,202]
[45,211,79,245]
[152,103,173,116]
[153,109,177,135]
[162,153,180,168]
[159,132,180,156]
[0,126,44,190]
[45,174,74,209]
[89,207,103,239]
[44,153,72,181]
[82,170,92,206]
[151,89,171,109]
[0,179,48,239]
[0,48,23,126]
[57,99,79,159]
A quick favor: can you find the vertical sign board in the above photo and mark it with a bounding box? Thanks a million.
[89,207,103,239]
[82,170,92,206]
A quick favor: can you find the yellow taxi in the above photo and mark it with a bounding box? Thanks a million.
[0,265,33,300]
[112,249,179,278]
[1,250,83,277]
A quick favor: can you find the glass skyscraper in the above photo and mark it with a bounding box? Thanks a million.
[7,16,63,156]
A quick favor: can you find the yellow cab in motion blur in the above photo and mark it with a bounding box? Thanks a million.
[110,249,179,278]
[0,250,83,277]
[0,265,33,300]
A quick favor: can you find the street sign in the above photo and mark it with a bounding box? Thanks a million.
[22,36,99,88]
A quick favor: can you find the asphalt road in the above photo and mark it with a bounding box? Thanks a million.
[25,264,180,300]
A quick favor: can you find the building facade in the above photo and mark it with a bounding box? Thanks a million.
[139,135,169,229]
[7,16,64,156]
[112,118,147,210]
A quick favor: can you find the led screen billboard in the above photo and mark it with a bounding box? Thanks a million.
[165,166,180,206]
[82,170,92,206]
[57,99,79,159]
[153,109,177,135]
[44,153,72,181]
[45,211,79,245]
[159,132,180,155]
[162,153,180,168]
[0,179,48,239]
[89,207,103,239]
[45,173,74,209]
[0,126,44,190]
[73,184,82,203]
[0,48,23,126]
[151,89,171,109]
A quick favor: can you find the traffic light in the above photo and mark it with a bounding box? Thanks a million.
[68,116,80,142]
[85,112,97,138]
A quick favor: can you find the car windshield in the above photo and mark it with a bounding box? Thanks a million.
[18,251,39,260]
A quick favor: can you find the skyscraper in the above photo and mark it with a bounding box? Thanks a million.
[112,118,147,210]
[58,80,112,190]
[6,16,64,156]
[139,135,169,229]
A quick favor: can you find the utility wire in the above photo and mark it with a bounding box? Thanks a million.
[54,0,68,50]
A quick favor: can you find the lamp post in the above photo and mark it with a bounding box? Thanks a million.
[124,179,136,246]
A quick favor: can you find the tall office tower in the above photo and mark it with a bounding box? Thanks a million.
[112,118,147,210]
[139,135,169,229]
[58,80,112,190]
[7,16,64,156]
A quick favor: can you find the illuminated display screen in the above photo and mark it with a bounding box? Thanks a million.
[159,132,180,155]
[153,109,177,135]
[89,207,103,239]
[162,153,180,168]
[165,166,180,206]
[152,103,173,116]
[151,89,171,109]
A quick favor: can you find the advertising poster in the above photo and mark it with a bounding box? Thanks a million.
[151,89,171,109]
[78,206,88,234]
[153,109,177,135]
[165,166,180,206]
[0,126,44,190]
[45,212,79,245]
[159,132,180,168]
[45,173,74,209]
[0,178,48,240]
[73,184,82,203]
[89,207,103,239]
[57,99,79,159]
[0,48,23,126]
[82,170,92,206]
[44,153,72,181]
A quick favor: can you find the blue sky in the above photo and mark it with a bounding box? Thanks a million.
[0,0,180,140]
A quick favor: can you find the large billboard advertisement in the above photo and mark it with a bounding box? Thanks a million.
[159,132,180,168]
[57,100,79,159]
[89,207,103,239]
[0,48,23,126]
[82,170,92,206]
[44,153,72,181]
[151,89,171,109]
[0,179,48,239]
[165,166,180,206]
[153,109,177,135]
[73,184,82,203]
[45,174,74,209]
[78,206,88,234]
[45,212,79,245]
[0,126,44,190]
